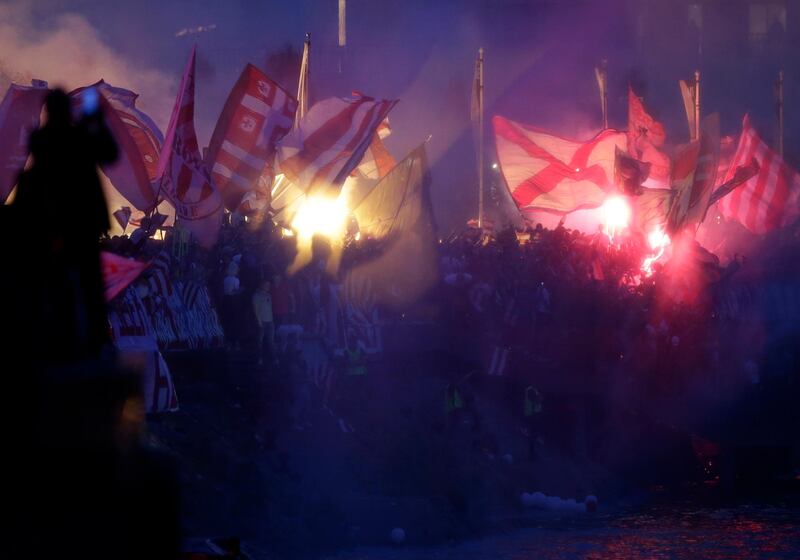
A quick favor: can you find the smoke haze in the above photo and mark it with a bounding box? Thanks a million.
[1,0,797,232]
[0,1,175,125]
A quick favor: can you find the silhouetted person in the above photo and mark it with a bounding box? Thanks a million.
[13,88,118,365]
[5,90,180,560]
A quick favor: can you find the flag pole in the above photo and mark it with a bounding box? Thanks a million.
[478,47,485,229]
[595,59,608,129]
[338,0,346,73]
[273,33,310,207]
[693,69,701,142]
[776,69,784,157]
[296,32,311,129]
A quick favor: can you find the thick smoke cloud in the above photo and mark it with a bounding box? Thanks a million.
[0,1,174,126]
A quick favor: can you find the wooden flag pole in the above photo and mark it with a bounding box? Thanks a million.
[693,70,701,142]
[478,48,485,229]
[295,32,310,129]
[777,69,784,157]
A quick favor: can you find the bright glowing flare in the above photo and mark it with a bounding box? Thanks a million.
[601,196,631,241]
[647,227,669,250]
[642,226,670,276]
[291,196,349,240]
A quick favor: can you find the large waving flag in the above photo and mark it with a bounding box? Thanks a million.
[0,82,48,203]
[277,93,398,197]
[668,114,720,233]
[158,48,223,246]
[718,115,800,234]
[71,81,164,211]
[628,86,670,187]
[206,64,297,211]
[354,117,395,180]
[493,116,626,214]
[346,142,438,309]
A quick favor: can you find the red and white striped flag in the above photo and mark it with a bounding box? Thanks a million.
[70,81,164,212]
[354,117,395,180]
[716,135,738,187]
[158,48,223,246]
[718,115,800,234]
[0,81,48,203]
[277,93,398,197]
[493,116,626,215]
[668,114,720,233]
[206,64,297,211]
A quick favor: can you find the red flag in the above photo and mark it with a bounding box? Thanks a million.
[628,86,666,147]
[157,48,223,247]
[70,82,163,211]
[628,86,670,187]
[278,93,398,197]
[206,64,297,211]
[718,115,800,233]
[0,82,48,203]
[716,135,738,187]
[101,251,148,302]
[493,115,626,214]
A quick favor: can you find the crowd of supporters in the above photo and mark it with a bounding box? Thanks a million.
[98,208,800,458]
[127,213,789,406]
[444,222,798,382]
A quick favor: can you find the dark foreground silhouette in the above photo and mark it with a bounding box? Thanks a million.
[2,89,180,560]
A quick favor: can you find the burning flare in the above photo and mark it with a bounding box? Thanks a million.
[291,195,349,240]
[642,226,670,276]
[601,196,631,242]
[287,194,350,276]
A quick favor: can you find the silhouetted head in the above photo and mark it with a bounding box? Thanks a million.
[45,89,72,128]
